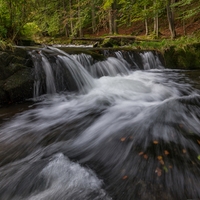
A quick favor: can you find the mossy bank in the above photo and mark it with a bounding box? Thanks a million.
[163,43,200,69]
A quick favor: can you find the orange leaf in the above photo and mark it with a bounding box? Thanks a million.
[120,137,126,142]
[182,149,187,154]
[159,160,165,165]
[122,175,128,180]
[138,152,144,156]
[153,140,159,144]
[157,156,163,161]
[143,154,148,159]
[164,150,169,155]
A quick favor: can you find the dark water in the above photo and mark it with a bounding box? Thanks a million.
[0,48,200,200]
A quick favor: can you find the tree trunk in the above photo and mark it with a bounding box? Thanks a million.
[182,17,186,36]
[144,5,148,36]
[113,0,118,34]
[108,9,113,34]
[69,0,74,36]
[108,0,118,35]
[166,0,176,39]
[153,0,159,37]
[77,0,82,37]
[91,0,96,33]
[154,14,159,37]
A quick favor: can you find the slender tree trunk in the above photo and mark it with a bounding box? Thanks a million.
[153,0,159,37]
[63,0,69,37]
[69,0,74,36]
[166,0,176,39]
[91,0,96,33]
[108,0,118,35]
[108,9,113,34]
[144,5,148,36]
[154,14,159,37]
[182,17,186,36]
[77,0,82,37]
[113,0,118,34]
[7,0,13,38]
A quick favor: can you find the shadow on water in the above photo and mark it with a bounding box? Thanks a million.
[0,47,200,200]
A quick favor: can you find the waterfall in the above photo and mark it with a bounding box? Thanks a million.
[30,48,95,97]
[30,47,165,97]
[140,51,164,70]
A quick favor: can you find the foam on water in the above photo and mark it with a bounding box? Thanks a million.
[27,153,110,200]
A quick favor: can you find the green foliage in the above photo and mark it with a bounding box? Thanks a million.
[20,23,40,39]
[0,0,199,43]
[172,0,200,19]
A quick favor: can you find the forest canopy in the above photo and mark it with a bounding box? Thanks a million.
[0,0,199,43]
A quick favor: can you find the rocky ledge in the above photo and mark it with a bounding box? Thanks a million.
[0,47,34,106]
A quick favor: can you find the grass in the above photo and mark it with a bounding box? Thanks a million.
[131,34,200,51]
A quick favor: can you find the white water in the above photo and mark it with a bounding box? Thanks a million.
[0,49,200,200]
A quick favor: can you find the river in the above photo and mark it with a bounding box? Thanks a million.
[0,47,200,200]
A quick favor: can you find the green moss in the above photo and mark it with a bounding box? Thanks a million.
[101,38,114,47]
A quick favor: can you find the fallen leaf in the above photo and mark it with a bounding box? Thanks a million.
[153,140,159,144]
[157,156,163,161]
[143,154,148,159]
[120,137,126,142]
[155,167,162,176]
[159,160,165,165]
[122,175,128,180]
[138,152,144,156]
[197,140,200,145]
[182,149,187,154]
[197,155,200,160]
[164,150,169,155]
[169,165,173,169]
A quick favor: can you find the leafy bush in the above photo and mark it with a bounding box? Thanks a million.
[20,22,40,39]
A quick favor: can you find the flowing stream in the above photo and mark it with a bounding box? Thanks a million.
[0,47,200,200]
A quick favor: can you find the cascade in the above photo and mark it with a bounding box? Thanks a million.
[30,47,164,97]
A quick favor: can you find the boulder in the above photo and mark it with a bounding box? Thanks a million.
[0,47,34,105]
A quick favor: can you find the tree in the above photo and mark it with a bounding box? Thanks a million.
[0,0,36,41]
[103,0,118,34]
[166,0,176,39]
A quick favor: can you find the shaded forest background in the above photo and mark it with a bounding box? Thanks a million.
[0,0,200,44]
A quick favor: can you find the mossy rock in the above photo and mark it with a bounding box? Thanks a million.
[0,51,12,68]
[3,68,34,103]
[101,38,114,47]
[13,47,29,58]
[0,56,28,80]
[8,63,27,74]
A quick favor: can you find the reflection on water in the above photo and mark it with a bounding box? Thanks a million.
[0,49,200,200]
